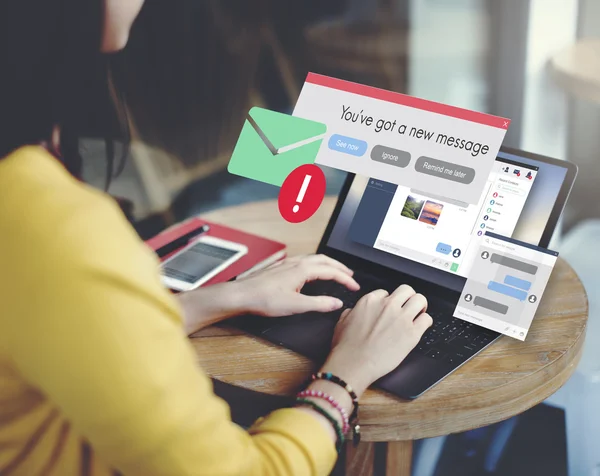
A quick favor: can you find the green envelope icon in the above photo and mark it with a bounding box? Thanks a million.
[227,107,327,187]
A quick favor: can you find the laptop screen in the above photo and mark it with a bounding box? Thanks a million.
[325,150,571,292]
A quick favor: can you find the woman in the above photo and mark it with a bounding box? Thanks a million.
[0,1,432,475]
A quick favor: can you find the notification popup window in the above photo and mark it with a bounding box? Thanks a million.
[293,73,511,205]
[454,232,558,341]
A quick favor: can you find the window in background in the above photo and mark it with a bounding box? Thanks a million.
[408,0,490,113]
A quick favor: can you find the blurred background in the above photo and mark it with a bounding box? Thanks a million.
[80,0,600,474]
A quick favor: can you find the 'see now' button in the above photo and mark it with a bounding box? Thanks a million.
[328,134,368,157]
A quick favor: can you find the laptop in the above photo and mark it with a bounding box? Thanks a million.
[234,147,577,399]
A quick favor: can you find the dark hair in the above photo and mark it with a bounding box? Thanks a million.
[121,1,263,167]
[0,0,128,189]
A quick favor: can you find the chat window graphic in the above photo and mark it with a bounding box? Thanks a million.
[454,232,558,341]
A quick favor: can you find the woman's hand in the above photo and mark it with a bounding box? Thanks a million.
[178,254,359,335]
[320,285,433,397]
[234,254,360,317]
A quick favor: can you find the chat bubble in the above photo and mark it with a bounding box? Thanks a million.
[488,281,528,301]
[490,253,538,275]
[436,242,452,255]
[473,296,509,315]
[504,275,532,291]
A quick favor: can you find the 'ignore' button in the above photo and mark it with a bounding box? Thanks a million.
[370,145,411,168]
[328,134,368,157]
[415,156,475,184]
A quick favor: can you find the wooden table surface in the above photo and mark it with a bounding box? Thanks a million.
[190,197,588,446]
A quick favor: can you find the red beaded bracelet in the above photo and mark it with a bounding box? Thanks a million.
[296,389,350,434]
[311,372,361,446]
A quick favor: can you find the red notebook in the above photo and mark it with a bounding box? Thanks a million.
[145,217,286,287]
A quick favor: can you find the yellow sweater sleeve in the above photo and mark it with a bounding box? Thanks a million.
[2,148,336,476]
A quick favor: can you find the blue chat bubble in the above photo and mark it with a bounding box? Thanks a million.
[488,281,528,301]
[504,275,532,291]
[436,242,452,255]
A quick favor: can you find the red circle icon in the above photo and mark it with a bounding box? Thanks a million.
[493,192,498,198]
[278,164,326,223]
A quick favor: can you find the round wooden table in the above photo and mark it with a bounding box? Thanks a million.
[190,198,588,475]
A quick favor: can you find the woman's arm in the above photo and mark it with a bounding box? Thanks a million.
[177,282,247,334]
[7,199,344,476]
[6,150,430,476]
[10,272,338,475]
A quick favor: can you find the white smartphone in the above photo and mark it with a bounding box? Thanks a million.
[160,236,248,291]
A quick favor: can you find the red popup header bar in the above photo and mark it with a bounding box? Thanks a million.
[305,73,511,130]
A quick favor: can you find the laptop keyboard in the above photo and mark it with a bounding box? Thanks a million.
[302,280,498,365]
[417,311,496,364]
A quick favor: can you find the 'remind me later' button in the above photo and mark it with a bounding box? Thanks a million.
[415,156,475,184]
[370,145,411,168]
[328,134,368,157]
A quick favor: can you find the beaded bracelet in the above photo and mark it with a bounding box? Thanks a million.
[312,372,361,445]
[296,398,345,453]
[296,389,350,434]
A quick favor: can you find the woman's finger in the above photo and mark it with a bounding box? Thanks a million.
[288,294,344,314]
[337,307,353,326]
[413,312,433,332]
[358,289,389,304]
[385,284,417,309]
[401,293,428,318]
[339,308,352,322]
[303,264,360,291]
[388,284,415,299]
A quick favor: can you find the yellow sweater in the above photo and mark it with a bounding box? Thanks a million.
[0,147,336,476]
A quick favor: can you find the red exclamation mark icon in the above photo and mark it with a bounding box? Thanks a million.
[293,175,312,213]
[278,164,326,223]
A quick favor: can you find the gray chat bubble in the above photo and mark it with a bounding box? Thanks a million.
[490,254,538,275]
[473,296,509,315]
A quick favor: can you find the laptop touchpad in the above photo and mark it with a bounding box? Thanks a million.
[263,311,339,362]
